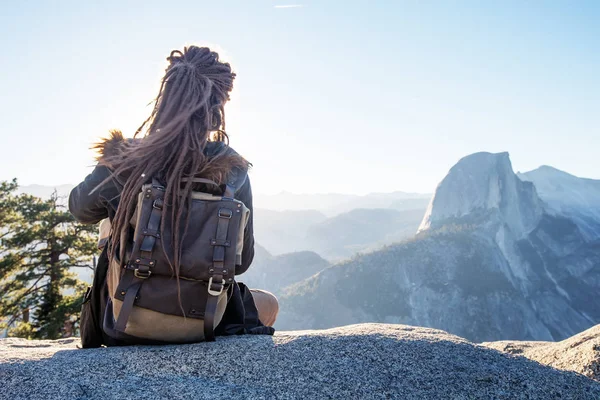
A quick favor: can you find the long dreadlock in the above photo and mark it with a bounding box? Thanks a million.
[96,46,248,290]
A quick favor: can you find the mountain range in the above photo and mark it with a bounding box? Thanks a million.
[253,207,426,259]
[240,244,330,296]
[254,190,431,216]
[277,152,600,341]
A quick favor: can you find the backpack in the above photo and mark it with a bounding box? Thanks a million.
[82,170,249,345]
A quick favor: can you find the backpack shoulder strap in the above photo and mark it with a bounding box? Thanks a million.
[223,166,248,199]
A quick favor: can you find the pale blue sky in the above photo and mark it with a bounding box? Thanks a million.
[1,1,598,195]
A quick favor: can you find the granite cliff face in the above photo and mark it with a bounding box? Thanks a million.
[418,152,544,238]
[279,152,600,342]
[1,324,599,400]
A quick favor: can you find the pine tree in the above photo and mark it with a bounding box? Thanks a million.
[0,179,98,339]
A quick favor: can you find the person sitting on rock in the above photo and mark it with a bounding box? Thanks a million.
[69,45,278,347]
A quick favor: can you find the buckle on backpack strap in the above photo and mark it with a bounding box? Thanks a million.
[218,208,232,219]
[207,276,225,296]
[153,198,164,210]
[134,269,152,279]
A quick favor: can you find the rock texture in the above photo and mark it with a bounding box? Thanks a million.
[1,324,600,399]
[484,323,600,382]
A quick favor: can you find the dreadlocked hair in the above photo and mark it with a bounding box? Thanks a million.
[96,46,248,298]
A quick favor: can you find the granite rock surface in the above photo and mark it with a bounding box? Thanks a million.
[1,323,599,399]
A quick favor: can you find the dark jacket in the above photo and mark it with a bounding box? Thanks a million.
[69,133,272,346]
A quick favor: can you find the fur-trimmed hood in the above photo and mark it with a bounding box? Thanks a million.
[93,130,134,161]
[93,130,245,161]
[92,130,250,185]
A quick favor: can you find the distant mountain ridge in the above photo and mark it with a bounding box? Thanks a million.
[254,207,425,260]
[254,190,431,216]
[519,166,600,240]
[240,244,330,300]
[306,208,424,260]
[252,208,327,255]
[278,152,600,342]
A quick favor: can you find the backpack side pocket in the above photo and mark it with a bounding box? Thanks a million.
[79,246,110,348]
[80,285,103,348]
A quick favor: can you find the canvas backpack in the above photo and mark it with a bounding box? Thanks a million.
[94,171,249,344]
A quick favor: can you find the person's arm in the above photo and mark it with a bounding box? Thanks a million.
[68,165,116,224]
[235,176,255,275]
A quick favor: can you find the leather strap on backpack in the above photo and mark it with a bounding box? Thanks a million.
[202,170,246,341]
[115,179,164,333]
[204,185,235,341]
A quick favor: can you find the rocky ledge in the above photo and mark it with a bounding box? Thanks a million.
[1,323,599,399]
[484,323,600,382]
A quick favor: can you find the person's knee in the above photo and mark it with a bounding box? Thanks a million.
[251,289,279,327]
[266,292,279,321]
